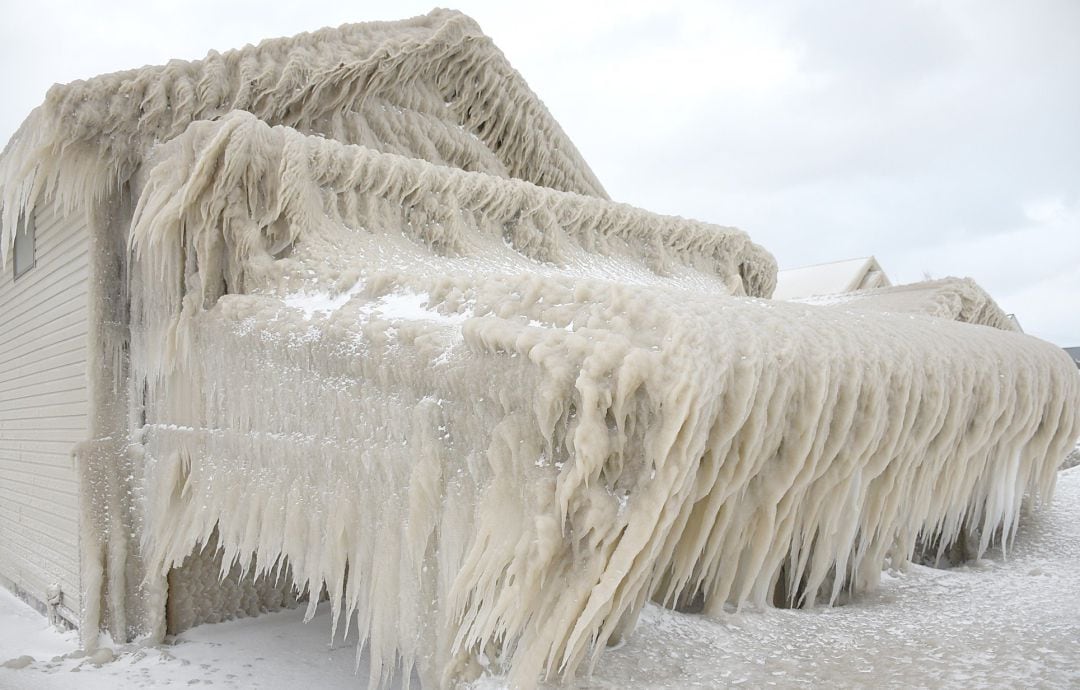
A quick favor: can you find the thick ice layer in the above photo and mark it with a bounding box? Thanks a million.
[120,112,1080,688]
[0,8,607,263]
[796,277,1020,331]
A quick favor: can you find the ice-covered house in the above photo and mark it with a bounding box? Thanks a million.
[1,9,1078,689]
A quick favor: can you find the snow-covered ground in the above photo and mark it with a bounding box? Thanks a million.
[4,467,1080,689]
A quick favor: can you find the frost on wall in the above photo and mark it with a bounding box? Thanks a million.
[122,111,1079,688]
[0,8,607,265]
[796,277,1020,331]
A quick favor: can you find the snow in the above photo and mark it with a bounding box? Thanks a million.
[5,467,1079,688]
[0,591,392,689]
[583,467,1080,689]
[285,285,473,326]
[366,291,472,326]
[0,595,77,669]
[283,286,359,320]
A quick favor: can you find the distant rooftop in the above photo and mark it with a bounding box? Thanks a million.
[773,256,890,300]
[1064,347,1080,368]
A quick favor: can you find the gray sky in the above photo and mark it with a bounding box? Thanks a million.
[2,0,1078,345]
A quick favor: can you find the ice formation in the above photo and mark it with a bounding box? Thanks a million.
[0,9,1078,690]
[123,112,1078,686]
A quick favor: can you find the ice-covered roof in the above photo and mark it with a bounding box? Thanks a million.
[0,8,607,261]
[773,256,890,300]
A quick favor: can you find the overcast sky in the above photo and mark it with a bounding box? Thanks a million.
[2,0,1078,345]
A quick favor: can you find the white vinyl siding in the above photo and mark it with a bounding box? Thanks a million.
[0,198,88,626]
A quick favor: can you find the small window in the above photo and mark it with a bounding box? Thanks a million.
[13,212,35,279]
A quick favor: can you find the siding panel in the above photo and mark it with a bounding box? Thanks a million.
[0,199,87,625]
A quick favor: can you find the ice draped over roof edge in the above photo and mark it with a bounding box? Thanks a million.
[121,111,1079,687]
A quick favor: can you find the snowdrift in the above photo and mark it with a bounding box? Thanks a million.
[123,111,1079,687]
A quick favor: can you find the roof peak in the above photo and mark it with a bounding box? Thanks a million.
[46,9,474,95]
[0,8,608,261]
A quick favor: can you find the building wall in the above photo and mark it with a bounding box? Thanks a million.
[0,197,88,626]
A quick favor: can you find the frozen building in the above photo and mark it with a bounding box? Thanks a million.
[1,10,1078,689]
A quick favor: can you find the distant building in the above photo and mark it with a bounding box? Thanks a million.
[1064,347,1080,368]
[773,256,890,300]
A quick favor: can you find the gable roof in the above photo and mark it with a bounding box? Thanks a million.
[0,9,606,261]
[772,256,890,300]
